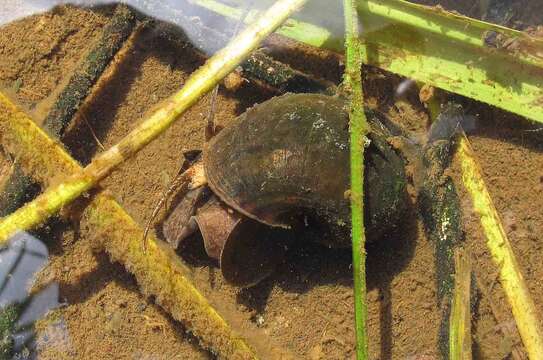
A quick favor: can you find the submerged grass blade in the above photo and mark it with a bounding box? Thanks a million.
[190,0,340,51]
[343,0,370,358]
[455,135,543,359]
[191,0,543,124]
[0,0,309,243]
[0,92,261,359]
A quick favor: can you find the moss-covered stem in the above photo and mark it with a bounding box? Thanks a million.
[418,89,468,358]
[419,129,464,359]
[0,92,261,359]
[43,4,136,137]
[343,0,370,358]
[0,0,309,243]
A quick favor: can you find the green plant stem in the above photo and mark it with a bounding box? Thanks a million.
[0,0,309,243]
[344,0,369,358]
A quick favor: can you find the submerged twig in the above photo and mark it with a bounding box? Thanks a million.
[0,0,309,243]
[343,0,370,358]
[205,85,220,141]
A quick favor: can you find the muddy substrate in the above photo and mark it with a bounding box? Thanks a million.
[0,3,542,359]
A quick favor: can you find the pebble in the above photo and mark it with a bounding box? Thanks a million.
[255,314,265,327]
[308,344,324,360]
[106,310,123,334]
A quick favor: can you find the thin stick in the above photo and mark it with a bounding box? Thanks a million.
[205,85,219,141]
[343,0,370,358]
[0,0,309,243]
[80,113,105,151]
[449,248,473,360]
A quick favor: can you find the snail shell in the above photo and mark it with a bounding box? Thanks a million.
[203,93,407,248]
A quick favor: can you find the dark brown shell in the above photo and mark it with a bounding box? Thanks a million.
[204,93,407,247]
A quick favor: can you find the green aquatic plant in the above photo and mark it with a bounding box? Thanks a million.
[343,0,370,358]
[191,0,543,124]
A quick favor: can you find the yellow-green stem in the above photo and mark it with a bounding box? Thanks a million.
[456,136,543,359]
[0,0,308,243]
[344,0,370,358]
[449,248,472,360]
